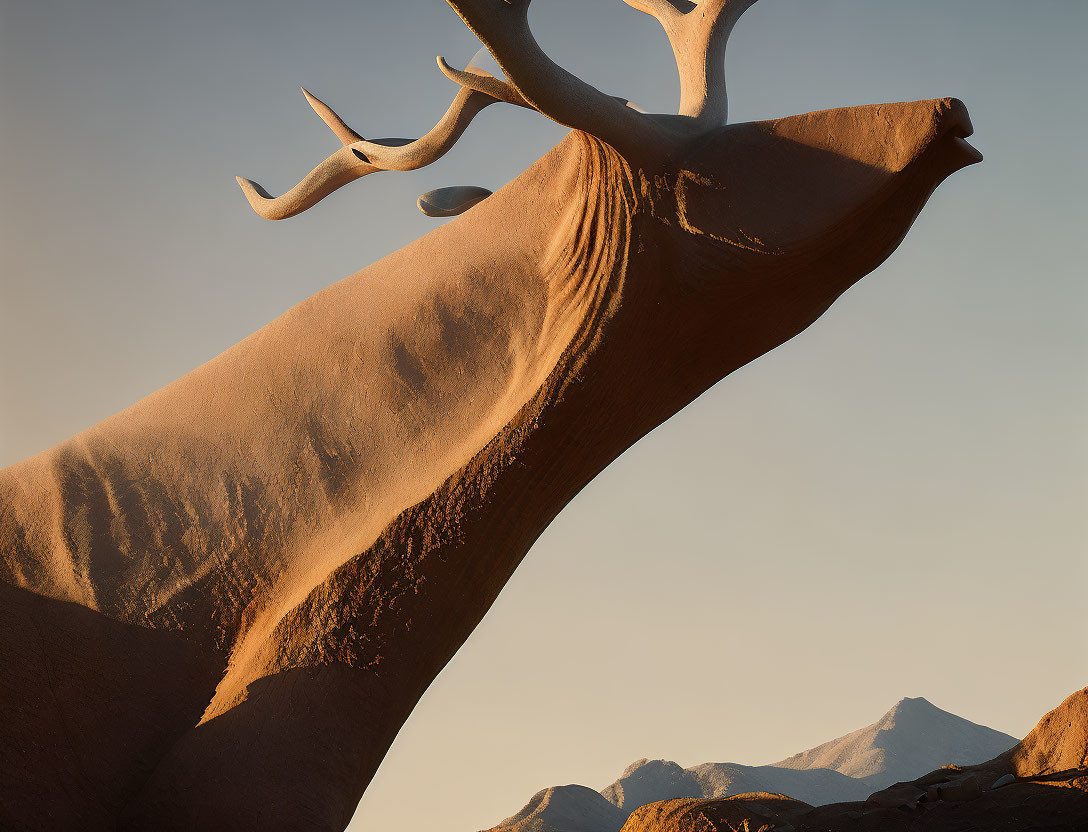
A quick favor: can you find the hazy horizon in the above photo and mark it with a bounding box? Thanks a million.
[2,1,1085,830]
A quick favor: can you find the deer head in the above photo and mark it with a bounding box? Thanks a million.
[234,0,980,454]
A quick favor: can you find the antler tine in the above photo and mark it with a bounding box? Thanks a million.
[238,74,503,220]
[441,52,647,115]
[237,0,711,221]
[444,0,669,165]
[236,145,378,220]
[301,88,364,146]
[348,85,497,171]
[437,57,531,109]
[621,0,760,124]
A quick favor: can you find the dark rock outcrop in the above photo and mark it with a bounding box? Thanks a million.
[619,793,811,832]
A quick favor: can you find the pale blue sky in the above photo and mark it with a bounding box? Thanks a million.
[1,2,1086,830]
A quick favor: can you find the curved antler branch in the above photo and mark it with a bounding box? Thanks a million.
[236,1,694,221]
[621,0,759,124]
[437,57,531,109]
[237,145,376,221]
[445,0,670,164]
[620,0,689,20]
[440,55,647,115]
[237,82,500,220]
[301,87,364,145]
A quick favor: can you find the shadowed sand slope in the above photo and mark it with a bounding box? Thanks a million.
[0,583,223,830]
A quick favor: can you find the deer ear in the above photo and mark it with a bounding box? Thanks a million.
[417,186,493,218]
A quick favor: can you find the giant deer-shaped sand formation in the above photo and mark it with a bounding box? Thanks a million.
[0,1,981,829]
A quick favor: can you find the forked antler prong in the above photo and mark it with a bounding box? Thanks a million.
[443,0,669,163]
[620,0,759,124]
[237,72,503,219]
[436,57,531,109]
[301,88,364,146]
[440,54,646,114]
[238,0,686,221]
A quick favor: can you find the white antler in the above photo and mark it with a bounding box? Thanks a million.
[237,67,507,220]
[237,0,748,220]
[620,0,759,124]
[442,0,670,163]
[300,88,364,145]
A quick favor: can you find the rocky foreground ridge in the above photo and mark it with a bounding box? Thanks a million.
[484,689,1088,832]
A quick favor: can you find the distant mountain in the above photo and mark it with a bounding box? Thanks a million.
[774,696,1019,790]
[599,760,703,810]
[482,785,628,832]
[599,758,868,810]
[625,687,1088,832]
[481,696,1019,832]
[687,761,871,806]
